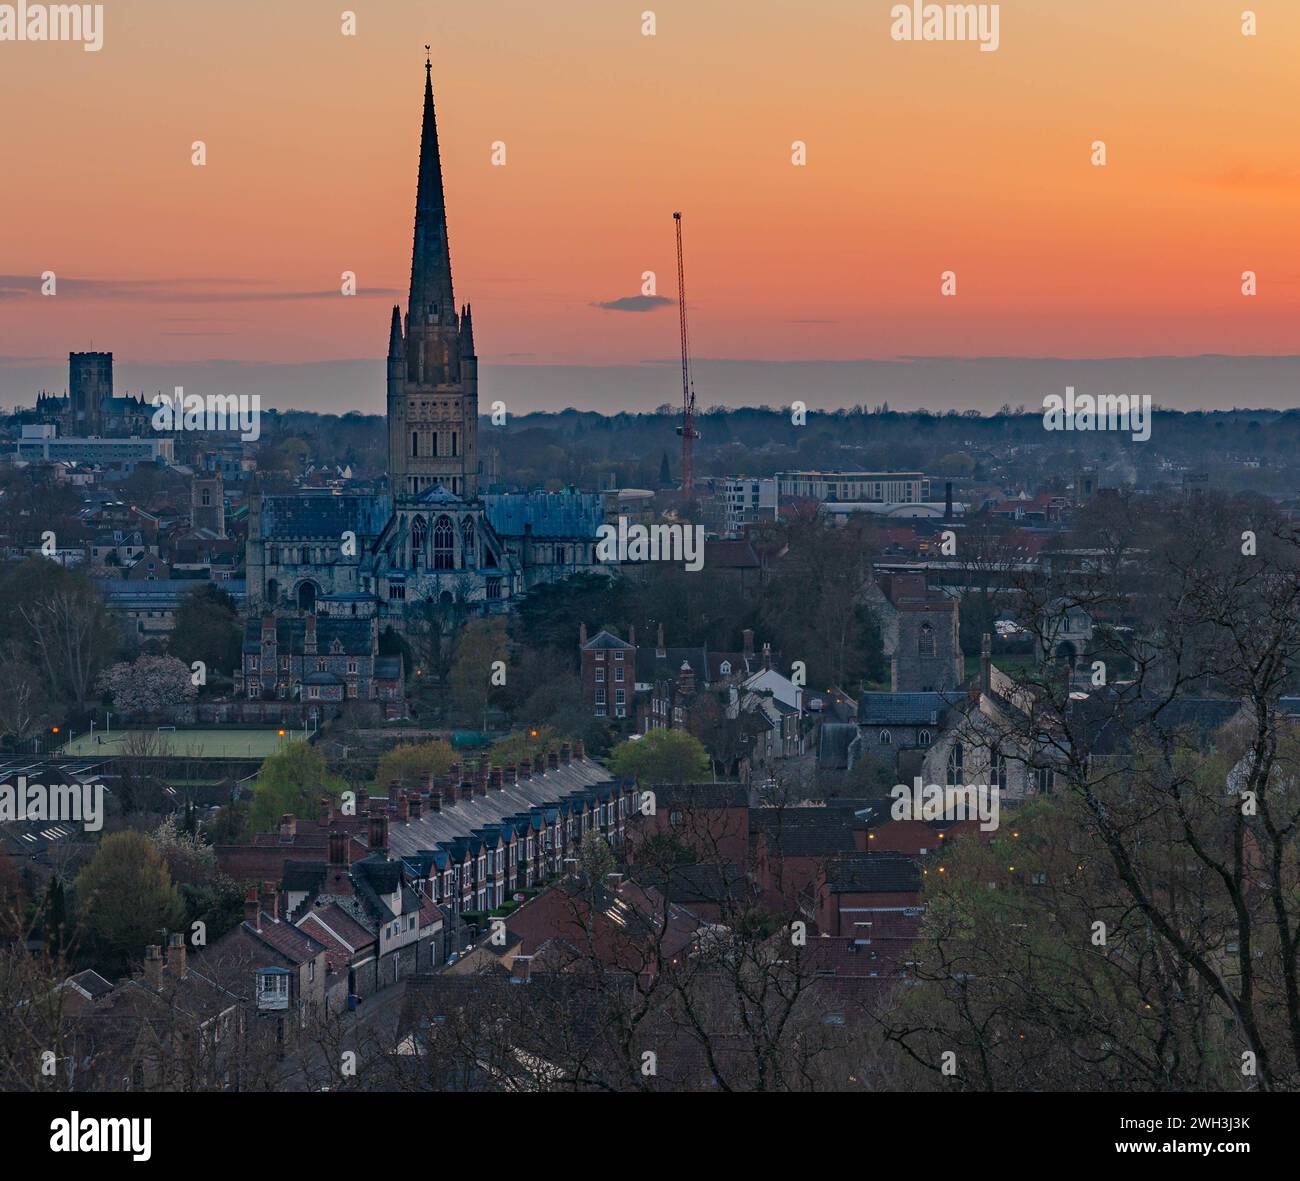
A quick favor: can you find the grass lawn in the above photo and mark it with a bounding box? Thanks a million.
[62,728,298,759]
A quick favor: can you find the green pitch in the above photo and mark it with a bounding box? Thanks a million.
[61,728,301,759]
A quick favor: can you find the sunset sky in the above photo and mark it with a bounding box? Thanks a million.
[3,0,1300,413]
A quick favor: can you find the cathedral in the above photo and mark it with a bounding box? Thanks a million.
[247,60,610,626]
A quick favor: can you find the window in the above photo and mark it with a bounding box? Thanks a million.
[947,742,964,787]
[411,431,419,457]
[992,750,1008,793]
[461,517,475,565]
[720,660,731,675]
[879,729,892,745]
[486,577,502,600]
[595,667,605,683]
[433,515,454,570]
[614,666,624,682]
[918,729,931,746]
[1036,766,1054,794]
[918,623,935,657]
[411,515,427,569]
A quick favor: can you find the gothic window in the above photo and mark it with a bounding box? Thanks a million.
[992,750,1008,793]
[411,432,419,457]
[461,517,475,567]
[918,622,935,657]
[411,516,427,569]
[947,742,964,787]
[434,516,454,570]
[879,729,892,745]
[919,729,931,746]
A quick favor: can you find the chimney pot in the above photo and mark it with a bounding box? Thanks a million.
[369,813,389,854]
[560,743,572,765]
[260,880,279,922]
[244,887,259,928]
[430,791,442,811]
[143,944,164,990]
[519,758,531,780]
[547,749,560,770]
[167,932,188,980]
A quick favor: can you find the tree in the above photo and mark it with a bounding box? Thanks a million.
[448,618,509,729]
[9,559,115,714]
[659,451,672,486]
[579,831,616,881]
[75,832,184,971]
[0,654,47,745]
[169,585,241,679]
[374,739,455,792]
[609,729,710,784]
[248,742,347,834]
[99,654,198,717]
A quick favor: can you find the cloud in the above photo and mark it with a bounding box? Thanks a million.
[591,294,674,313]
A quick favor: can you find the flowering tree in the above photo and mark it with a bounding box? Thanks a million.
[99,654,198,717]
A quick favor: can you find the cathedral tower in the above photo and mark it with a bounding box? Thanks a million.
[387,58,479,499]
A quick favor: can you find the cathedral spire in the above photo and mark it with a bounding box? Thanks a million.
[407,55,456,342]
[388,305,403,358]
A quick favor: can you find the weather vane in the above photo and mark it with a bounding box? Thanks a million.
[425,44,431,67]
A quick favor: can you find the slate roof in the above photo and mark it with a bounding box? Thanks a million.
[651,782,750,809]
[258,492,391,540]
[857,692,962,726]
[825,852,922,894]
[484,492,604,539]
[241,616,373,655]
[751,807,864,856]
[582,629,634,651]
[384,758,619,860]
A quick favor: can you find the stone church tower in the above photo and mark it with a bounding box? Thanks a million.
[387,59,479,500]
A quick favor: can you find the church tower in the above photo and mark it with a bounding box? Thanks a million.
[387,58,479,500]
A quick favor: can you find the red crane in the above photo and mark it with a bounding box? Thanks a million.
[673,211,699,497]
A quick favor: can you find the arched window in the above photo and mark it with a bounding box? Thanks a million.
[720,661,731,676]
[918,622,935,657]
[946,741,964,787]
[411,516,427,570]
[879,729,892,745]
[411,431,419,457]
[434,516,455,570]
[918,729,931,746]
[991,750,1008,793]
[297,581,317,613]
[461,517,475,568]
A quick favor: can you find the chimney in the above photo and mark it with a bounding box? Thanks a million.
[260,881,279,922]
[261,612,276,647]
[279,812,296,841]
[489,767,503,791]
[511,954,533,984]
[357,786,369,816]
[519,758,532,780]
[328,830,347,868]
[944,481,954,522]
[742,628,754,659]
[244,887,259,929]
[564,857,580,879]
[579,621,588,646]
[762,641,772,672]
[167,932,188,980]
[628,624,636,647]
[397,793,410,822]
[318,796,333,825]
[574,740,586,761]
[449,762,461,783]
[369,813,389,854]
[304,612,317,654]
[408,792,423,821]
[143,944,164,990]
[606,872,624,892]
[461,779,474,802]
[505,764,517,786]
[430,791,442,812]
[980,632,992,694]
[547,748,559,771]
[560,742,572,765]
[678,661,696,696]
[475,769,488,797]
[656,622,666,657]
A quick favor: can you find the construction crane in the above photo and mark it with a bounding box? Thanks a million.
[673,211,699,497]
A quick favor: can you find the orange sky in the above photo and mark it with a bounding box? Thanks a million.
[3,0,1299,394]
